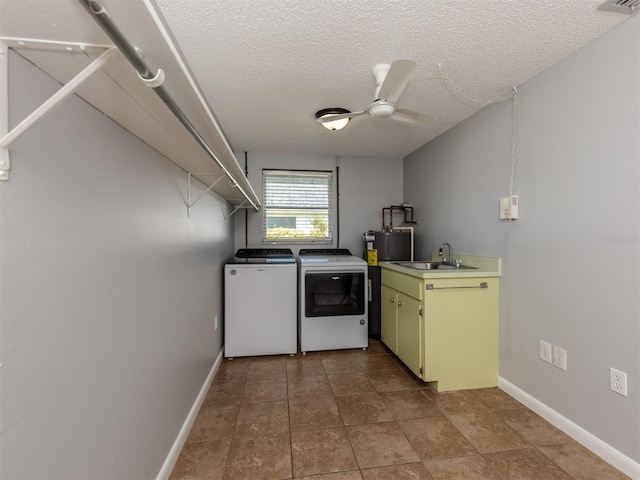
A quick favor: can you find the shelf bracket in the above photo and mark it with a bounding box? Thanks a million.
[224,200,250,220]
[0,43,117,181]
[187,172,225,217]
[0,42,9,180]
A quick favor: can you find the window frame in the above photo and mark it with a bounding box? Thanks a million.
[262,169,334,245]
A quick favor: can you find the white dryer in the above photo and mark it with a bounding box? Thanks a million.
[298,249,368,353]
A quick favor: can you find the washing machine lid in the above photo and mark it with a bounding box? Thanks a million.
[228,248,296,264]
[298,248,366,267]
[298,248,352,256]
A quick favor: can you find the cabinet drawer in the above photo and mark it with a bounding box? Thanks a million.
[381,269,423,300]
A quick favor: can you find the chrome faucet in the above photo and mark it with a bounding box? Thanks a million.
[438,242,451,264]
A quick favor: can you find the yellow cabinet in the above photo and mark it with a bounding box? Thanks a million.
[381,268,498,392]
[381,283,423,378]
[380,284,399,354]
[397,293,422,378]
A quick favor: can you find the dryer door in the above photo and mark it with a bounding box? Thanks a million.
[304,271,365,317]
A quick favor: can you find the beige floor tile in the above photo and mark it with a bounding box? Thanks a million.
[538,442,631,479]
[322,355,364,374]
[290,396,343,431]
[423,455,501,479]
[379,390,442,420]
[483,448,573,479]
[348,343,387,357]
[422,390,487,416]
[406,371,430,388]
[366,341,387,351]
[294,471,363,480]
[346,421,420,468]
[466,387,523,410]
[213,362,248,384]
[186,404,238,443]
[242,378,288,404]
[248,355,289,364]
[223,433,291,480]
[245,357,287,381]
[495,407,573,446]
[203,381,244,407]
[288,374,334,401]
[398,417,477,460]
[328,373,377,396]
[234,401,289,437]
[291,427,358,477]
[287,356,326,377]
[367,369,418,392]
[169,438,232,480]
[355,354,400,372]
[335,393,395,425]
[447,411,530,454]
[320,349,360,356]
[361,462,434,479]
[172,343,630,480]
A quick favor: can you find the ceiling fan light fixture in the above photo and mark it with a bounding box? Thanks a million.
[315,108,351,131]
[597,0,640,13]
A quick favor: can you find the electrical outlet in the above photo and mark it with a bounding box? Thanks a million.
[215,315,219,331]
[539,340,552,363]
[610,368,628,396]
[552,346,567,371]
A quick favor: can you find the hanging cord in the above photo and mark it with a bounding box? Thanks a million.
[508,87,518,200]
[429,65,519,218]
[437,64,515,106]
[335,155,340,248]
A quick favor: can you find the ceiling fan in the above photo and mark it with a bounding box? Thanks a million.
[316,59,432,129]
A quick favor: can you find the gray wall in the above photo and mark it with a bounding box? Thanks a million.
[404,16,639,462]
[235,152,404,258]
[1,52,233,479]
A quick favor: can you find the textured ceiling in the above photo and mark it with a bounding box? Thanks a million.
[154,0,631,159]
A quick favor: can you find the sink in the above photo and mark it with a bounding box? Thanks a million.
[435,263,478,270]
[397,262,440,270]
[396,261,478,270]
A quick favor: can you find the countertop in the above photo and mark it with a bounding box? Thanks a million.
[379,253,501,279]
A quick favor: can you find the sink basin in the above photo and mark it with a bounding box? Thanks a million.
[396,261,478,270]
[397,261,440,270]
[436,263,478,270]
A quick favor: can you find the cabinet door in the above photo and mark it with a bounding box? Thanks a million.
[397,293,422,378]
[380,285,398,354]
[423,278,499,391]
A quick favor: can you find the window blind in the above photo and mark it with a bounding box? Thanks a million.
[262,170,333,244]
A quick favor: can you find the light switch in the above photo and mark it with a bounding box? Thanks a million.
[500,195,519,220]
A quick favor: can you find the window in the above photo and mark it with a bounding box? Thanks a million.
[262,170,333,244]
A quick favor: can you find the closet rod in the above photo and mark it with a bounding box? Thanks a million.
[78,0,259,211]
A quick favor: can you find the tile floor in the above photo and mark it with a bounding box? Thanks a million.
[169,339,630,480]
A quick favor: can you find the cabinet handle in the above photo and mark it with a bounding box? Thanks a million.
[389,298,395,302]
[426,282,489,290]
[397,301,403,306]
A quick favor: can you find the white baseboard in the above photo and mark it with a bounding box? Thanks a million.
[155,348,225,480]
[498,377,640,480]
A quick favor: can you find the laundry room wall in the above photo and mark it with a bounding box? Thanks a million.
[0,51,233,479]
[234,152,404,258]
[403,15,640,475]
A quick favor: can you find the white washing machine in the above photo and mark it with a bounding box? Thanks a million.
[225,249,297,357]
[298,249,368,353]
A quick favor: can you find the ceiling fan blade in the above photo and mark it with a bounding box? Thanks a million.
[316,110,368,123]
[392,108,432,124]
[377,59,416,104]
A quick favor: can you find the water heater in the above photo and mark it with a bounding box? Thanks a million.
[363,230,412,261]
